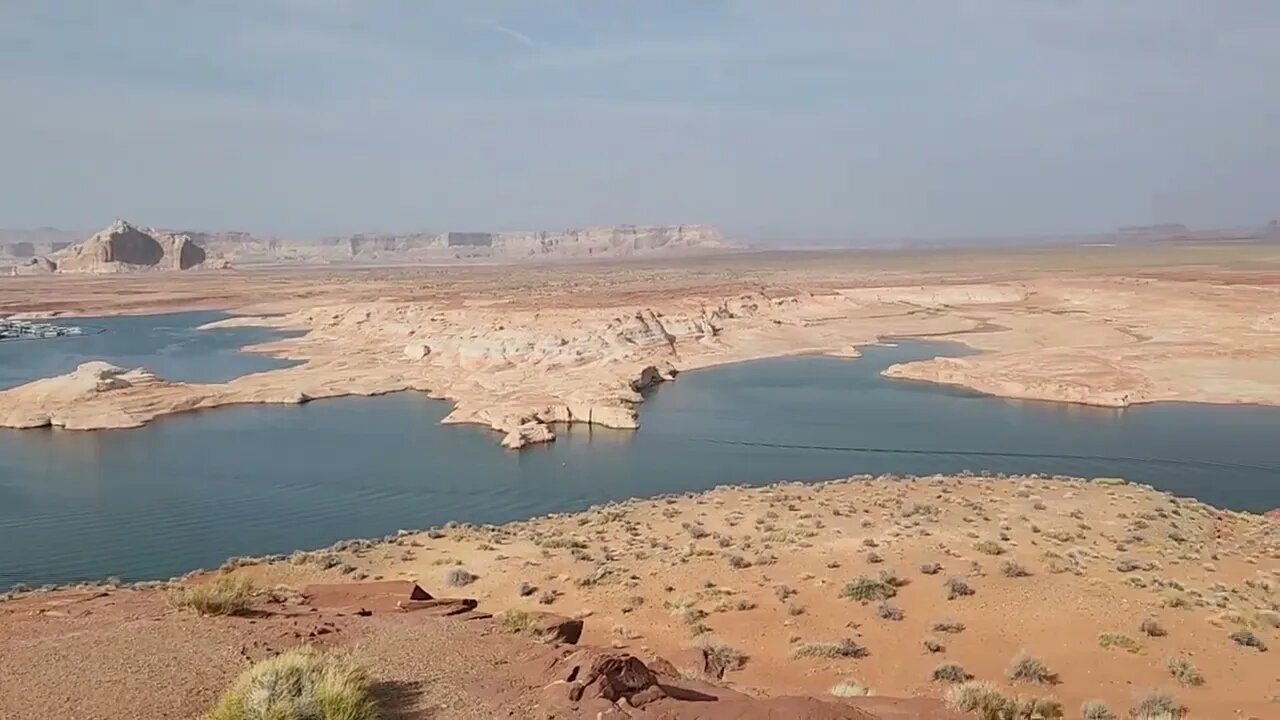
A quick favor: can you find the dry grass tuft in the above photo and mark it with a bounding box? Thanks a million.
[169,576,256,617]
[828,679,871,697]
[790,639,866,659]
[205,648,378,720]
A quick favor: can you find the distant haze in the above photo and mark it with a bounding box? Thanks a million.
[2,2,1278,243]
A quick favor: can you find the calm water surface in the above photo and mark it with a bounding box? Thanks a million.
[1,312,1277,590]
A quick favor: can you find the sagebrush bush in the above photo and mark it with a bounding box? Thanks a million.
[697,636,746,675]
[205,648,378,720]
[945,682,1064,719]
[876,602,904,621]
[1080,699,1116,720]
[1229,630,1267,651]
[1098,632,1142,653]
[945,578,975,599]
[169,576,256,617]
[1139,617,1167,637]
[1166,657,1204,686]
[974,540,1006,556]
[1131,690,1185,719]
[1000,560,1031,578]
[446,568,478,587]
[1007,653,1056,684]
[840,576,896,602]
[790,639,866,659]
[931,663,971,683]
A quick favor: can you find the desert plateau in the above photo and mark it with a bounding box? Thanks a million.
[3,239,1280,719]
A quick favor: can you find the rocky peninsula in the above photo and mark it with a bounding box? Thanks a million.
[3,244,1280,444]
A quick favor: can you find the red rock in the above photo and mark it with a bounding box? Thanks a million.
[527,612,584,644]
[302,581,431,613]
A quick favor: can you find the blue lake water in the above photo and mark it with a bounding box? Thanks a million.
[1,312,1278,591]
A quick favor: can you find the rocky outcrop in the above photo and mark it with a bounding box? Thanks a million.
[0,362,166,429]
[501,422,556,450]
[154,232,208,270]
[9,256,57,275]
[51,220,208,273]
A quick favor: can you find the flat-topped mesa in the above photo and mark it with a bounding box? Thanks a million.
[50,220,208,273]
[341,224,730,261]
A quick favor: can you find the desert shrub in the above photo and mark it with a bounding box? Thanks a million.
[878,568,909,587]
[1115,557,1145,572]
[697,636,746,674]
[1097,632,1142,653]
[683,522,709,539]
[446,568,478,587]
[944,681,1007,715]
[790,639,866,659]
[828,679,871,697]
[1000,560,1031,578]
[1007,653,1056,684]
[726,554,752,569]
[920,562,943,575]
[538,537,586,549]
[932,663,971,683]
[974,540,1006,556]
[1229,630,1267,651]
[840,576,896,602]
[945,578,975,599]
[169,576,255,617]
[1130,690,1185,719]
[1166,657,1203,686]
[946,683,1064,720]
[205,648,377,720]
[1080,699,1116,720]
[932,619,966,633]
[876,602,904,621]
[516,581,535,597]
[537,589,559,605]
[499,609,548,639]
[1139,618,1167,637]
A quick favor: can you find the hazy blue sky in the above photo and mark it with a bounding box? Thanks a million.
[2,1,1278,241]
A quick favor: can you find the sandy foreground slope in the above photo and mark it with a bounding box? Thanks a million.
[3,475,1273,718]
[250,475,1277,718]
[2,245,1280,443]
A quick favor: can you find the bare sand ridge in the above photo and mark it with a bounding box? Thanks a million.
[2,245,1280,443]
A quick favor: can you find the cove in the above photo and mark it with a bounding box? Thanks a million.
[1,312,1278,591]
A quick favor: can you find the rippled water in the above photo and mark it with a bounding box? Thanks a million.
[1,312,1277,590]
